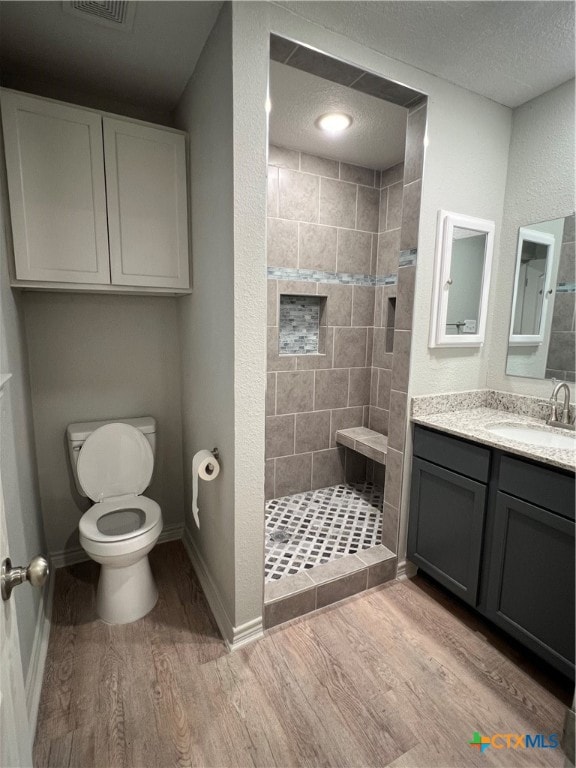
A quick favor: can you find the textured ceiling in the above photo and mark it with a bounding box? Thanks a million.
[0,1,223,114]
[278,1,575,108]
[0,1,572,117]
[269,61,408,170]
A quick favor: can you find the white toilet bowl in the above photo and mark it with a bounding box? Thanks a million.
[79,495,162,624]
[69,420,163,624]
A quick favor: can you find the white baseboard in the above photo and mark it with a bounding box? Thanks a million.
[396,558,418,581]
[182,526,263,652]
[50,522,184,569]
[25,560,55,740]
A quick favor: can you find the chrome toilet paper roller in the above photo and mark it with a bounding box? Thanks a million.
[192,448,220,528]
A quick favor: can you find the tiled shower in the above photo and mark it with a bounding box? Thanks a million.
[264,38,426,600]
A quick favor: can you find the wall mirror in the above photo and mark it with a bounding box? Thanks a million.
[429,210,495,347]
[506,214,575,381]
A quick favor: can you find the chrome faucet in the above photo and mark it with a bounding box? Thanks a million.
[547,381,575,429]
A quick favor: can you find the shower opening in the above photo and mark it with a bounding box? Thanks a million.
[264,34,426,624]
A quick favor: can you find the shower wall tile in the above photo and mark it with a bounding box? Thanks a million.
[311,447,346,490]
[275,452,312,497]
[386,182,404,230]
[267,327,297,372]
[314,368,349,410]
[357,186,380,233]
[276,370,315,414]
[352,286,375,327]
[329,406,364,447]
[299,223,337,271]
[266,373,276,416]
[267,219,298,268]
[380,162,404,188]
[300,152,339,178]
[377,368,392,409]
[383,447,403,509]
[400,179,422,250]
[378,187,388,231]
[368,405,389,435]
[344,449,367,483]
[387,389,408,452]
[340,162,375,187]
[295,410,331,453]
[279,169,319,223]
[265,459,275,500]
[391,330,412,393]
[377,229,401,276]
[266,414,295,459]
[381,502,399,553]
[319,178,357,228]
[348,367,371,407]
[333,327,368,368]
[404,104,427,185]
[395,266,416,331]
[337,229,373,274]
[323,284,352,326]
[267,281,278,326]
[269,145,299,169]
[267,166,279,217]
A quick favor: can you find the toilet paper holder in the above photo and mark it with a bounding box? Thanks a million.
[211,448,219,463]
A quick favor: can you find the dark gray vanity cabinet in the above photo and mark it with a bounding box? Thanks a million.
[485,457,575,678]
[409,425,575,679]
[408,428,490,607]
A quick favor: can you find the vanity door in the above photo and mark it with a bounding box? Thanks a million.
[408,458,487,606]
[486,492,575,679]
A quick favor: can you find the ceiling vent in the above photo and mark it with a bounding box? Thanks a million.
[62,1,136,32]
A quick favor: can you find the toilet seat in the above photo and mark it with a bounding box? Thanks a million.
[80,495,161,543]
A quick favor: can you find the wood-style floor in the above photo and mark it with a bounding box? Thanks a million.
[34,541,572,768]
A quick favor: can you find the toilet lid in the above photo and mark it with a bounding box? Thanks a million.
[77,423,154,502]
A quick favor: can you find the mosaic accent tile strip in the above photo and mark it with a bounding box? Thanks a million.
[279,295,321,355]
[265,481,383,582]
[399,248,418,267]
[267,267,399,287]
[556,282,576,293]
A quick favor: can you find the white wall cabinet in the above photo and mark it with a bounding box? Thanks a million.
[1,90,190,295]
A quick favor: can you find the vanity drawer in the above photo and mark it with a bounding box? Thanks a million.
[413,426,490,483]
[499,455,575,520]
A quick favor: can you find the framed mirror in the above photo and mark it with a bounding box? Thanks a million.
[429,210,495,347]
[506,214,574,381]
[509,227,555,345]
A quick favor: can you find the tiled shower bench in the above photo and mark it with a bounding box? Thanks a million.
[336,427,388,464]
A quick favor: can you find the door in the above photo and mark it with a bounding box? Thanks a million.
[1,90,110,284]
[407,457,487,606]
[486,492,575,679]
[103,117,190,289]
[0,393,33,767]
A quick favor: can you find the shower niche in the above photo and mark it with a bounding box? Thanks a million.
[279,294,327,356]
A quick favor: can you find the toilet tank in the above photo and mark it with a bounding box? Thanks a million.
[66,417,156,498]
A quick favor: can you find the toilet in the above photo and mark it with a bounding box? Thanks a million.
[66,417,163,624]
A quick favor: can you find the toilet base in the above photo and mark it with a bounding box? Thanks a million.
[96,556,158,624]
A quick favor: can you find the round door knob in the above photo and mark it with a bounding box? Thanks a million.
[27,556,49,588]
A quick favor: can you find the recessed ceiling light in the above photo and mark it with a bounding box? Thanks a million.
[316,112,353,134]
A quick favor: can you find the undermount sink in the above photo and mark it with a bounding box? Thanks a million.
[486,422,576,450]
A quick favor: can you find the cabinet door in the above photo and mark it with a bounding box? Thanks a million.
[486,492,575,678]
[103,118,189,289]
[407,457,486,606]
[1,91,110,284]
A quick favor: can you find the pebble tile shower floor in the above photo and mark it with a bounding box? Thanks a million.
[265,481,383,582]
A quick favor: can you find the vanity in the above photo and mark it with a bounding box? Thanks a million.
[408,393,575,680]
